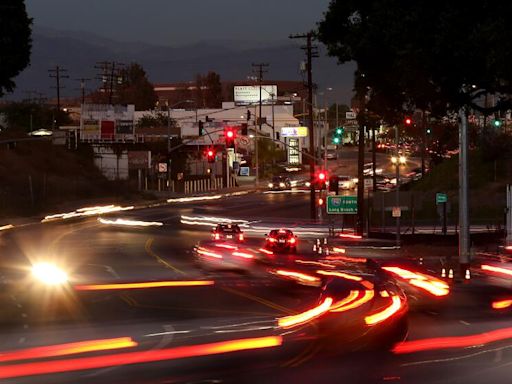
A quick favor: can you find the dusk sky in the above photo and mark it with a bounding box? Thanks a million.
[26,0,332,45]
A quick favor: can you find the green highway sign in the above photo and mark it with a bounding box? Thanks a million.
[436,192,448,204]
[327,195,358,214]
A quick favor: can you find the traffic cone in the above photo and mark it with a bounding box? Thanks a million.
[419,257,423,265]
[465,269,471,280]
[441,268,446,278]
[318,246,323,255]
[325,247,330,256]
[313,244,317,252]
[316,239,321,245]
[323,238,328,245]
[448,269,454,279]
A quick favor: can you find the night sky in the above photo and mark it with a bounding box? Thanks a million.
[26,0,332,45]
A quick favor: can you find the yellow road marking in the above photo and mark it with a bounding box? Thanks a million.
[222,286,295,315]
[145,237,186,275]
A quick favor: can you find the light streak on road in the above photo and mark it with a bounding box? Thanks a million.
[98,217,163,227]
[74,280,214,291]
[196,247,223,259]
[492,299,512,309]
[338,233,363,240]
[365,295,402,326]
[0,337,137,363]
[393,326,512,354]
[232,251,254,259]
[0,224,14,231]
[295,260,335,268]
[274,269,321,285]
[481,264,512,277]
[0,336,283,380]
[382,266,449,297]
[168,195,222,203]
[330,290,375,312]
[42,205,134,222]
[278,297,333,329]
[316,270,363,281]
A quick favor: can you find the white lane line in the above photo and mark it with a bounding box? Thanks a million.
[460,320,471,326]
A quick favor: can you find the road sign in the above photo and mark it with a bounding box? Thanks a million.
[392,207,401,217]
[239,166,250,176]
[327,195,357,214]
[436,192,448,204]
[158,163,167,173]
[345,111,357,120]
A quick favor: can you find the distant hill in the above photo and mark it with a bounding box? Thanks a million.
[6,26,355,105]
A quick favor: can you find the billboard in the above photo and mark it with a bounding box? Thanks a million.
[128,151,151,169]
[234,85,277,105]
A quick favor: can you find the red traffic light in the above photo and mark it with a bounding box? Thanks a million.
[226,130,234,139]
[404,117,412,125]
[207,149,214,157]
[318,171,327,181]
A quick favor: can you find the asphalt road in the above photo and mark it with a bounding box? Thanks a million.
[0,191,511,383]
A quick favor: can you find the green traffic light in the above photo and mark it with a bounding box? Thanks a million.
[493,119,502,127]
[335,127,343,135]
[333,137,340,144]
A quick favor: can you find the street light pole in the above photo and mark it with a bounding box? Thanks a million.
[459,105,470,270]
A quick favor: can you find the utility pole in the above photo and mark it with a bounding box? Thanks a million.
[395,125,401,246]
[48,65,69,126]
[75,78,91,105]
[290,32,318,220]
[459,105,470,272]
[95,61,124,105]
[252,63,269,186]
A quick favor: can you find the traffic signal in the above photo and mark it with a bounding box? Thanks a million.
[332,126,344,145]
[316,170,328,190]
[225,127,236,148]
[404,117,412,126]
[493,119,502,128]
[241,123,248,136]
[198,120,204,136]
[426,128,432,135]
[318,197,324,206]
[246,110,251,121]
[329,175,339,194]
[206,148,216,163]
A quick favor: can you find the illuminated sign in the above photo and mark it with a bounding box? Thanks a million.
[281,126,308,137]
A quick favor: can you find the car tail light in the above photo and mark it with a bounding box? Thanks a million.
[239,234,244,241]
[267,237,277,243]
[288,237,296,244]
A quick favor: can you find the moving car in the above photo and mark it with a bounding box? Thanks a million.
[264,229,298,253]
[211,223,244,242]
[326,149,338,160]
[339,175,355,190]
[363,162,383,176]
[268,176,292,191]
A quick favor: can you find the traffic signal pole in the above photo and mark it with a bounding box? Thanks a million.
[459,106,470,270]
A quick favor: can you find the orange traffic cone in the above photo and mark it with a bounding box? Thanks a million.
[441,268,446,278]
[448,269,454,279]
[465,269,471,280]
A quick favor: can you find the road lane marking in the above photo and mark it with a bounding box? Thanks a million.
[145,237,186,275]
[460,320,471,326]
[221,287,294,315]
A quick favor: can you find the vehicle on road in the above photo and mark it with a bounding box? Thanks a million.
[268,176,292,191]
[264,229,298,253]
[325,149,338,160]
[363,162,383,176]
[338,175,356,190]
[211,223,244,242]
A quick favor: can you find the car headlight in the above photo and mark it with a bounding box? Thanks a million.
[279,182,285,187]
[268,183,273,188]
[32,262,68,285]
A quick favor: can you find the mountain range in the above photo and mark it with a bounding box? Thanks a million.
[7,26,355,105]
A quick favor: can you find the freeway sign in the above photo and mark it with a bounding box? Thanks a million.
[436,192,448,204]
[327,195,357,214]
